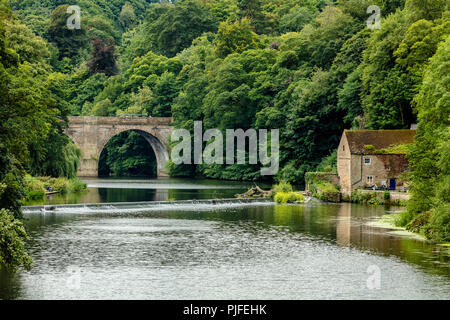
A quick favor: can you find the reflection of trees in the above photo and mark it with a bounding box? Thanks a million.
[97,188,160,202]
[335,203,449,277]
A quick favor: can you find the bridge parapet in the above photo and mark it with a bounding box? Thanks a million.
[68,116,173,126]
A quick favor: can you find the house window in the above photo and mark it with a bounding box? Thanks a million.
[367,176,374,184]
[364,157,371,165]
[343,145,345,151]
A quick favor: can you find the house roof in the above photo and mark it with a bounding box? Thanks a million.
[344,130,416,154]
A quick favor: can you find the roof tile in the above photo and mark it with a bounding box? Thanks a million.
[344,130,416,154]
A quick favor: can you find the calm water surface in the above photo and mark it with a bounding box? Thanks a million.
[2,179,449,300]
[24,178,269,205]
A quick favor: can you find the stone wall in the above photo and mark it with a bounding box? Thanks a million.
[351,154,408,190]
[337,133,352,197]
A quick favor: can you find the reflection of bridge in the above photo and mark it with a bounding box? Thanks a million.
[66,116,173,177]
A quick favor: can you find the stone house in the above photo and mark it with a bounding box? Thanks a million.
[337,130,416,197]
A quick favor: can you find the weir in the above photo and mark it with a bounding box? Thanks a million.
[22,198,274,214]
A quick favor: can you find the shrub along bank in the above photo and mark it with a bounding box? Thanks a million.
[305,172,341,203]
[272,181,304,204]
[24,176,87,201]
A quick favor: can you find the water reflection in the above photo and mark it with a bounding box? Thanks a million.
[336,203,351,246]
[4,196,449,299]
[24,178,269,206]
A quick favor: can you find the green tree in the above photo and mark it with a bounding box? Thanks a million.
[0,1,53,216]
[277,6,315,33]
[406,36,450,241]
[99,131,157,177]
[405,0,449,21]
[214,18,260,58]
[117,86,152,116]
[119,2,137,30]
[68,71,108,115]
[150,71,180,117]
[92,98,113,116]
[0,208,33,273]
[395,14,450,76]
[360,10,413,129]
[47,4,88,59]
[146,0,218,57]
[237,0,269,34]
[4,17,50,64]
[85,15,120,44]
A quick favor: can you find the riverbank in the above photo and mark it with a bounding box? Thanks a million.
[367,212,450,246]
[350,189,409,206]
[367,212,428,241]
[23,176,87,205]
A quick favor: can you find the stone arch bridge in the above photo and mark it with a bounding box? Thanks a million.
[66,116,173,177]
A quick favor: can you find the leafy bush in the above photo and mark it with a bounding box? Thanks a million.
[405,211,431,234]
[36,176,87,194]
[40,177,70,194]
[396,210,416,227]
[351,190,379,205]
[274,192,303,204]
[397,205,449,241]
[69,178,87,193]
[52,178,69,194]
[24,175,45,200]
[427,204,450,242]
[317,182,339,193]
[272,181,293,194]
[315,151,337,173]
[368,197,383,206]
[0,208,33,273]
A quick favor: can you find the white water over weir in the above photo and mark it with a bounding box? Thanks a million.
[22,198,274,214]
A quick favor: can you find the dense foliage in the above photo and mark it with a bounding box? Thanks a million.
[0,0,85,272]
[403,36,450,241]
[0,0,449,272]
[0,208,33,273]
[99,131,157,177]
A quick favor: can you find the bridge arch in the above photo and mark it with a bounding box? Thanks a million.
[66,116,173,177]
[97,128,169,177]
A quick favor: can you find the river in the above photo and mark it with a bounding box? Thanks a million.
[1,178,449,300]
